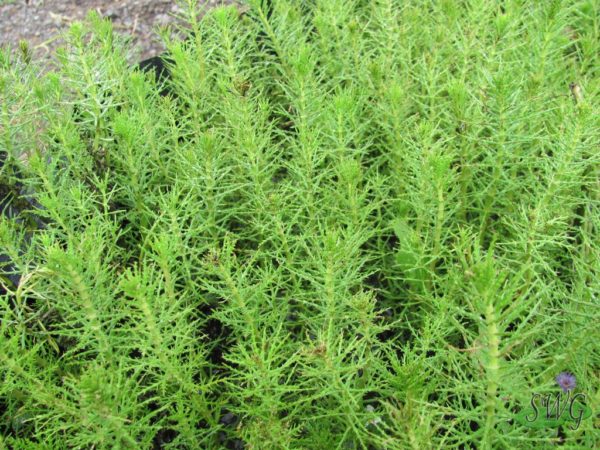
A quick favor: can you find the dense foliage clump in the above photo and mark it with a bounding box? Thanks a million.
[1,1,598,448]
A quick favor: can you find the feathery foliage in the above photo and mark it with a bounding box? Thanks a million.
[1,0,599,448]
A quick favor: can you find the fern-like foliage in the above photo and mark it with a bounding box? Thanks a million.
[1,1,598,448]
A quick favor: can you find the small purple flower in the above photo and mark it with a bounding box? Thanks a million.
[556,372,576,393]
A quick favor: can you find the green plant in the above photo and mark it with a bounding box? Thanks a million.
[1,1,598,448]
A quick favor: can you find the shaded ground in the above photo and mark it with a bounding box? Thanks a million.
[0,0,237,64]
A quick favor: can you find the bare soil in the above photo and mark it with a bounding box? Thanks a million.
[0,0,237,65]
